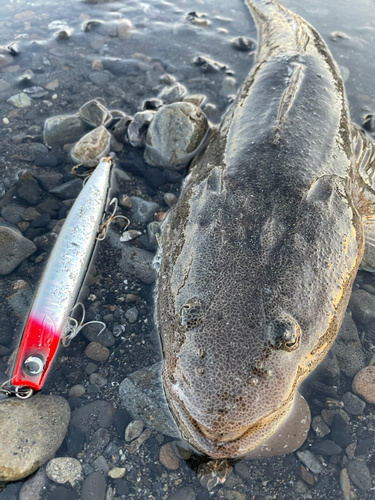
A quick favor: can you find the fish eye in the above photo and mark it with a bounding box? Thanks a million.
[179,304,191,316]
[267,314,301,352]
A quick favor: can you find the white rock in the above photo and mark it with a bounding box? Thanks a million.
[46,457,83,486]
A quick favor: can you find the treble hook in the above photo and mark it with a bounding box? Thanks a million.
[62,302,106,347]
[97,197,130,241]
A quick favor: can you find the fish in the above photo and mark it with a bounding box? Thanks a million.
[7,157,116,398]
[155,0,375,460]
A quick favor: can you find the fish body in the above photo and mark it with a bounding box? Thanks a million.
[11,158,113,392]
[156,0,365,459]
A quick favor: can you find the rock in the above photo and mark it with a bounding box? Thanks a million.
[125,420,144,442]
[144,102,208,170]
[119,362,180,437]
[92,456,109,474]
[159,442,180,470]
[342,391,366,415]
[34,152,59,169]
[81,472,107,500]
[19,467,47,500]
[46,457,82,486]
[356,436,375,456]
[79,100,112,128]
[0,79,11,92]
[120,245,157,283]
[65,425,84,456]
[85,342,110,362]
[44,115,88,147]
[330,312,365,377]
[18,171,41,205]
[108,468,126,478]
[331,414,353,448]
[183,94,206,107]
[7,288,33,318]
[142,98,164,111]
[70,126,111,167]
[88,428,111,455]
[89,71,110,86]
[0,226,37,274]
[0,395,70,482]
[125,306,138,323]
[349,289,375,324]
[81,324,115,347]
[116,18,134,38]
[111,116,132,142]
[70,400,115,433]
[221,76,237,97]
[127,111,155,147]
[7,92,32,108]
[352,366,375,403]
[167,487,196,500]
[119,230,142,243]
[0,319,13,345]
[129,428,151,453]
[311,415,331,438]
[347,460,371,491]
[1,204,26,225]
[119,194,132,208]
[160,74,176,85]
[89,372,107,388]
[69,384,85,398]
[33,231,58,252]
[231,36,255,51]
[145,167,167,188]
[310,440,342,456]
[30,213,51,228]
[296,450,323,474]
[50,178,83,200]
[158,83,186,104]
[164,192,178,207]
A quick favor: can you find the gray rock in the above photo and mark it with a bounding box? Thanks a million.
[46,457,83,486]
[221,76,237,97]
[349,288,375,324]
[50,178,83,200]
[127,111,155,147]
[92,455,109,474]
[88,428,111,455]
[347,460,371,491]
[18,171,41,205]
[35,172,63,191]
[89,372,108,388]
[79,100,112,128]
[19,466,47,500]
[129,196,159,223]
[342,392,366,415]
[0,319,13,345]
[120,245,157,284]
[70,126,111,167]
[125,420,144,442]
[44,115,88,147]
[33,231,58,252]
[0,395,70,482]
[311,415,331,438]
[147,221,161,250]
[69,384,86,398]
[164,192,178,207]
[82,324,115,347]
[89,71,111,87]
[7,288,33,319]
[310,440,342,456]
[144,102,208,170]
[0,226,37,275]
[70,400,115,433]
[119,362,180,438]
[330,312,365,377]
[1,204,26,225]
[296,450,323,474]
[81,472,107,500]
[158,83,186,104]
[125,306,138,323]
[7,92,32,108]
[167,487,196,500]
[231,36,255,51]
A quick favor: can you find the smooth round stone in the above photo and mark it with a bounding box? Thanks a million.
[342,391,366,415]
[34,152,58,168]
[352,366,375,403]
[167,487,196,500]
[0,395,70,482]
[81,472,106,500]
[46,457,83,486]
[79,100,112,128]
[158,83,186,104]
[19,467,47,500]
[159,442,180,470]
[347,460,372,491]
[164,192,178,207]
[0,226,37,275]
[119,246,157,284]
[49,178,83,200]
[108,467,126,478]
[145,102,208,170]
[84,342,110,362]
[231,35,255,51]
[129,196,159,223]
[43,115,88,147]
[18,171,41,205]
[69,384,86,398]
[349,289,375,324]
[125,420,144,442]
[125,306,138,324]
[7,92,32,108]
[310,440,342,456]
[70,126,111,167]
[89,372,107,388]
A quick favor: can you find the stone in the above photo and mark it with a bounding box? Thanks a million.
[88,428,111,455]
[92,455,109,474]
[108,468,125,478]
[331,414,353,448]
[70,401,115,433]
[119,230,142,243]
[167,487,196,500]
[183,94,206,107]
[50,178,83,200]
[145,167,167,188]
[89,72,110,86]
[82,324,115,347]
[69,384,85,398]
[111,116,132,142]
[349,288,375,324]
[119,194,132,208]
[0,319,13,345]
[7,92,32,108]
[342,391,366,415]
[310,440,342,456]
[164,193,178,207]
[296,450,323,474]
[231,36,255,51]
[128,428,151,453]
[159,442,180,470]
[19,467,47,500]
[340,468,351,500]
[18,171,41,205]
[125,306,138,323]
[129,196,159,223]
[0,226,37,274]
[1,204,26,225]
[158,83,186,104]
[33,231,58,252]
[356,436,374,456]
[79,100,112,128]
[120,245,157,284]
[352,366,375,403]
[221,76,237,97]
[81,472,107,500]
[347,460,371,491]
[142,98,164,111]
[116,18,134,38]
[30,213,51,228]
[330,312,365,377]
[71,126,111,167]
[147,221,161,249]
[125,420,144,442]
[65,425,84,456]
[85,342,110,362]
[44,115,88,147]
[127,111,155,147]
[0,395,70,482]
[34,152,59,169]
[0,79,11,92]
[311,415,330,438]
[7,288,33,318]
[144,102,209,170]
[89,372,107,388]
[46,457,83,486]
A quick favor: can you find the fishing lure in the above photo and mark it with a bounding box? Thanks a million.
[2,156,127,398]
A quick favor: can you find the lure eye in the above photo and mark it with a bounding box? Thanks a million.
[23,355,45,376]
[267,314,301,352]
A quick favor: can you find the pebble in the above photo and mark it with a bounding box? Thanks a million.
[88,428,111,455]
[46,457,83,486]
[0,319,13,345]
[221,76,237,97]
[342,391,366,415]
[0,395,70,482]
[331,312,365,377]
[7,92,32,108]
[119,362,180,437]
[0,79,11,92]
[119,194,132,208]
[111,116,132,142]
[231,35,255,51]
[34,231,58,252]
[142,98,164,111]
[356,436,374,455]
[120,245,157,283]
[160,74,176,85]
[108,468,126,478]
[116,18,134,38]
[18,171,41,205]
[50,178,83,200]
[70,125,111,167]
[352,366,375,403]
[36,173,62,192]
[85,342,110,362]
[147,221,161,249]
[311,415,331,438]
[7,288,33,318]
[19,467,47,500]
[144,102,208,170]
[92,455,109,474]
[127,111,155,147]
[119,230,142,242]
[125,306,138,323]
[164,192,178,207]
[69,384,86,398]
[331,413,353,448]
[347,460,372,490]
[34,151,59,168]
[159,442,180,470]
[89,372,107,388]
[79,100,112,128]
[183,94,206,107]
[43,115,88,147]
[167,487,196,500]
[349,288,375,324]
[340,468,351,500]
[125,420,144,442]
[171,440,193,460]
[30,213,51,228]
[296,450,323,474]
[65,425,84,457]
[70,400,115,433]
[0,226,37,275]
[82,324,115,347]
[158,82,186,104]
[81,472,107,500]
[129,428,151,453]
[310,440,342,456]
[89,71,110,87]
